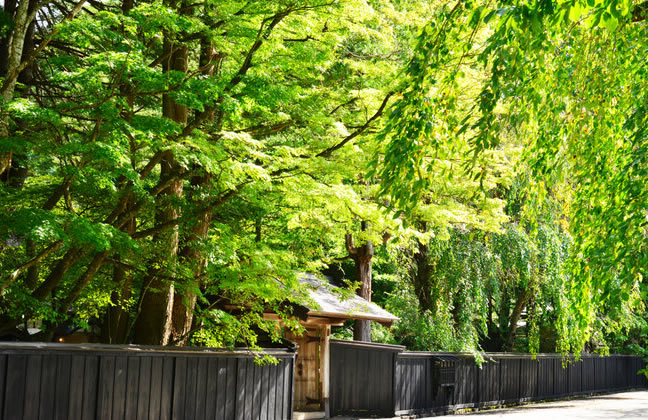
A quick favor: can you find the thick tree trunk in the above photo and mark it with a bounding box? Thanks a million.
[346,221,374,343]
[132,17,188,344]
[412,239,434,313]
[352,250,372,342]
[0,0,34,176]
[168,36,218,345]
[132,154,184,345]
[170,174,211,345]
[506,289,531,351]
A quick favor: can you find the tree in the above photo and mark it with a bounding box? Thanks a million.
[375,0,648,353]
[0,0,433,346]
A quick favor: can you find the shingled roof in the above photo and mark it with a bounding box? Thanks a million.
[297,274,399,326]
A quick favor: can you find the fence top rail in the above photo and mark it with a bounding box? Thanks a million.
[396,351,641,359]
[329,340,641,359]
[0,341,297,357]
[330,339,405,352]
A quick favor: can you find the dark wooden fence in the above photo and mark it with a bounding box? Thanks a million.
[330,340,648,417]
[0,342,295,420]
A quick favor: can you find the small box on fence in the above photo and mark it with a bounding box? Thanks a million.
[433,355,459,387]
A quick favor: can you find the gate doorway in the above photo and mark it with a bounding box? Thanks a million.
[285,325,331,419]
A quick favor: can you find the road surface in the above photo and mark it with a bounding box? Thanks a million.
[336,390,648,419]
[430,390,648,419]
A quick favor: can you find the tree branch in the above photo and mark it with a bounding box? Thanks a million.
[316,91,395,158]
[0,0,87,96]
[0,240,63,292]
[131,185,245,239]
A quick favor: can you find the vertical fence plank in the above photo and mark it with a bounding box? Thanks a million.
[81,355,99,420]
[23,354,42,420]
[235,357,247,420]
[159,356,174,420]
[149,356,163,420]
[266,363,276,420]
[112,355,128,420]
[123,356,140,420]
[54,354,72,420]
[251,360,261,420]
[136,356,152,420]
[38,354,57,420]
[261,361,271,420]
[225,358,236,420]
[68,355,86,420]
[195,357,208,420]
[172,357,187,420]
[214,358,226,420]
[274,359,285,420]
[205,358,218,419]
[97,355,115,420]
[185,357,198,420]
[4,354,27,420]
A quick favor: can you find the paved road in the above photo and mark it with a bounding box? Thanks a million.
[337,391,648,420]
[430,390,648,419]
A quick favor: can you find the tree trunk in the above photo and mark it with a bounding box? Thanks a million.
[168,35,218,345]
[346,221,374,342]
[412,239,434,313]
[132,153,184,345]
[132,28,188,344]
[170,174,211,345]
[102,191,136,343]
[505,288,532,351]
[102,256,133,343]
[0,0,35,176]
[352,249,372,342]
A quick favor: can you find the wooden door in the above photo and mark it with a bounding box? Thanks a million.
[287,327,322,411]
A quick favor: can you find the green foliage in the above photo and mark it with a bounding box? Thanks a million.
[1,0,645,359]
[373,0,648,355]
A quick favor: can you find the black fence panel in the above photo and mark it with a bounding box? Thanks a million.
[537,357,554,398]
[594,356,607,391]
[568,357,582,395]
[499,358,520,402]
[0,343,294,420]
[478,359,500,404]
[394,355,434,413]
[453,357,476,407]
[519,358,538,401]
[329,340,647,417]
[329,340,402,417]
[582,356,596,391]
[553,358,569,397]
